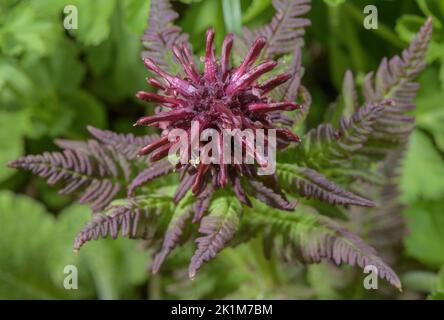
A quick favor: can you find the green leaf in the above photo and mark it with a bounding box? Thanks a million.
[0,111,25,182]
[0,191,149,299]
[429,268,444,299]
[0,191,65,299]
[222,0,242,35]
[69,0,117,46]
[242,0,272,24]
[86,4,146,101]
[0,2,59,57]
[416,69,444,151]
[123,0,152,35]
[307,263,342,299]
[178,0,203,3]
[404,200,444,267]
[395,15,427,44]
[64,90,107,139]
[416,0,444,28]
[59,205,149,300]
[0,36,86,138]
[402,271,438,293]
[401,131,444,202]
[48,38,85,95]
[180,0,226,50]
[189,194,242,278]
[323,0,346,7]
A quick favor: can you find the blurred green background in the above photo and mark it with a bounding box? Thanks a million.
[0,0,443,299]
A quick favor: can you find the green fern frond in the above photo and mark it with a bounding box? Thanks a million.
[189,194,242,279]
[73,191,175,252]
[241,201,402,290]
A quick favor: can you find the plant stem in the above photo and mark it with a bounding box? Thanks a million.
[149,274,162,300]
[250,237,282,288]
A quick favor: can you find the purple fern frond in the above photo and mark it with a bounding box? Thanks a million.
[192,183,215,223]
[349,149,406,264]
[305,100,391,166]
[141,0,190,73]
[173,173,195,203]
[74,195,174,251]
[359,18,433,157]
[243,203,401,290]
[87,126,159,160]
[127,160,174,196]
[151,210,192,274]
[237,0,311,59]
[188,198,241,279]
[363,17,432,105]
[270,47,303,102]
[8,143,129,211]
[278,164,375,207]
[74,204,144,252]
[328,70,359,125]
[249,178,297,211]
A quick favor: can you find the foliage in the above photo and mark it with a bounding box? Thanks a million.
[2,0,444,300]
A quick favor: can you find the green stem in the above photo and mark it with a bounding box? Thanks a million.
[250,237,282,288]
[149,274,162,300]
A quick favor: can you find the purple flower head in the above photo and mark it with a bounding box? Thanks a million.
[135,28,300,208]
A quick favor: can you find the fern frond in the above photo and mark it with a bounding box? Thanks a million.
[128,160,174,196]
[54,139,90,153]
[73,194,175,251]
[141,0,190,73]
[304,101,389,167]
[277,163,375,207]
[9,141,131,211]
[243,202,402,290]
[189,195,242,279]
[270,47,302,102]
[236,0,311,59]
[359,18,432,157]
[249,177,297,211]
[349,149,406,264]
[87,126,159,160]
[292,85,312,126]
[193,183,215,223]
[268,47,311,127]
[173,173,195,203]
[151,193,194,274]
[151,210,192,274]
[363,17,432,105]
[327,70,359,127]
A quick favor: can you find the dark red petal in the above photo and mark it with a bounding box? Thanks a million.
[149,143,173,162]
[172,44,200,83]
[136,108,192,126]
[147,77,168,90]
[204,28,218,82]
[258,73,292,94]
[218,134,228,187]
[136,91,184,106]
[138,135,170,156]
[144,58,197,96]
[181,44,200,78]
[247,102,300,114]
[231,36,267,82]
[226,60,277,95]
[221,33,234,77]
[276,128,301,143]
[192,164,209,194]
